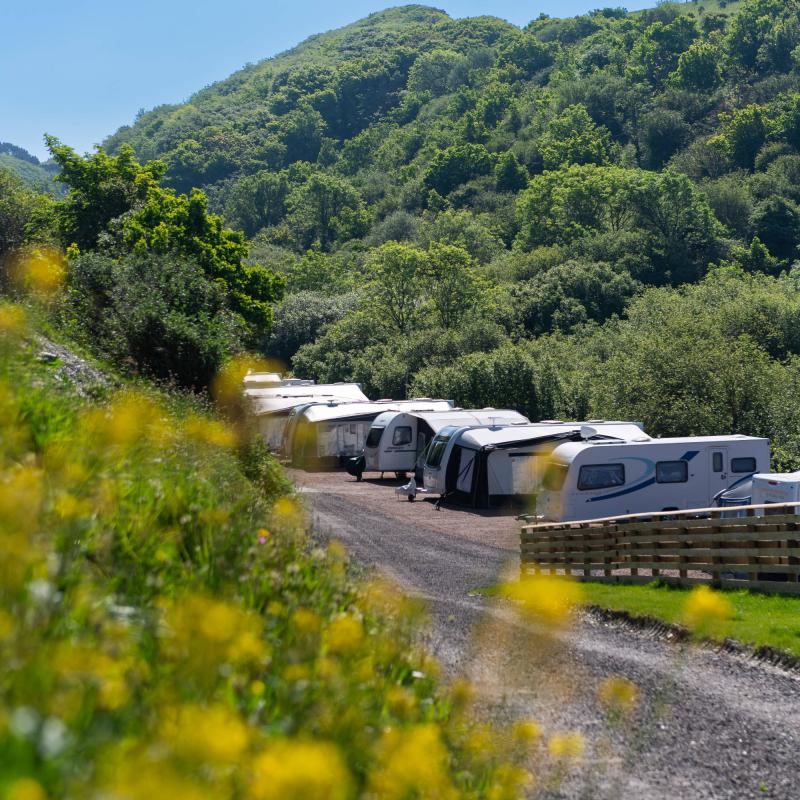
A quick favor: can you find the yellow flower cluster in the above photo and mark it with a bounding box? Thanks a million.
[597,675,639,718]
[501,571,585,628]
[682,585,734,637]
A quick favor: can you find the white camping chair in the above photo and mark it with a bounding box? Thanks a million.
[395,476,416,501]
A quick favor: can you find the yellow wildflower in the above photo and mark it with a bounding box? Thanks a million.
[597,675,639,717]
[512,720,543,744]
[0,608,15,640]
[682,585,733,637]
[249,740,352,800]
[501,572,584,627]
[53,492,92,521]
[291,608,321,635]
[487,765,533,800]
[386,686,417,718]
[102,754,212,800]
[326,615,364,656]
[161,703,250,765]
[7,778,47,800]
[12,248,66,296]
[184,414,237,449]
[547,732,585,761]
[160,593,267,677]
[370,724,457,800]
[0,303,28,339]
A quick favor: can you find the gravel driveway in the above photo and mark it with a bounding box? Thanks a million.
[295,470,800,800]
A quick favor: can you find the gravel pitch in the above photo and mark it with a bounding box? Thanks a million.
[296,469,800,800]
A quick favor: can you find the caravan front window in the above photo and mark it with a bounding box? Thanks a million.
[578,463,625,491]
[731,457,757,473]
[393,426,412,446]
[426,437,449,468]
[656,460,688,483]
[365,427,384,448]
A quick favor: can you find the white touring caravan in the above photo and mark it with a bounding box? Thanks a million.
[249,383,369,450]
[283,399,453,469]
[537,434,770,522]
[361,409,529,479]
[423,422,646,508]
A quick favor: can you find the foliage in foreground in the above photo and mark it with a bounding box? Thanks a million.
[0,307,532,799]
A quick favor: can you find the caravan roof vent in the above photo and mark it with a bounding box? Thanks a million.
[539,420,563,424]
[580,425,598,439]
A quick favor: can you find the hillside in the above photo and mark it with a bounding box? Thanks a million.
[0,142,60,193]
[6,0,800,469]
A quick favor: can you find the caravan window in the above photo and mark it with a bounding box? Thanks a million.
[656,460,688,483]
[365,427,385,448]
[712,452,723,472]
[578,464,625,491]
[731,457,757,473]
[392,426,412,446]
[426,439,449,468]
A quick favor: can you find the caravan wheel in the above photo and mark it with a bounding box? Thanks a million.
[407,494,415,502]
[356,473,363,482]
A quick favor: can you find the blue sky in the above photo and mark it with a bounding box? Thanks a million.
[2,0,652,160]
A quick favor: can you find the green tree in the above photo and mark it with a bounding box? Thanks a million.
[50,140,284,340]
[495,151,529,192]
[0,168,55,263]
[629,15,699,86]
[514,261,640,335]
[47,137,165,250]
[364,242,429,334]
[423,144,494,197]
[669,40,722,92]
[224,171,290,237]
[407,49,463,97]
[726,0,785,71]
[424,243,485,328]
[496,32,556,78]
[66,252,246,388]
[411,343,562,422]
[711,105,773,170]
[515,164,635,248]
[538,105,613,171]
[286,172,368,251]
[751,196,800,261]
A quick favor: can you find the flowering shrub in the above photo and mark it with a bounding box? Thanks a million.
[0,301,531,799]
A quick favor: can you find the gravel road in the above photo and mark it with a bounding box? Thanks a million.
[297,472,800,800]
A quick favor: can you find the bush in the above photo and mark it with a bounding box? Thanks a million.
[65,252,246,388]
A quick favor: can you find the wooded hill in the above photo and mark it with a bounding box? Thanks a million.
[7,0,800,467]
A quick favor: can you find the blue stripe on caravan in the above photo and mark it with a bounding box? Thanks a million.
[588,477,656,502]
[680,450,700,461]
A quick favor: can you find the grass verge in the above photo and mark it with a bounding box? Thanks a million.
[474,580,800,659]
[580,582,800,659]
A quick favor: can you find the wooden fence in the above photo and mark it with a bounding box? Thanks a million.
[520,503,800,595]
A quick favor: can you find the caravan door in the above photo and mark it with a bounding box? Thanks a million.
[710,447,729,499]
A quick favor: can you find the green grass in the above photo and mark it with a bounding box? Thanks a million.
[584,582,800,658]
[476,580,800,658]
